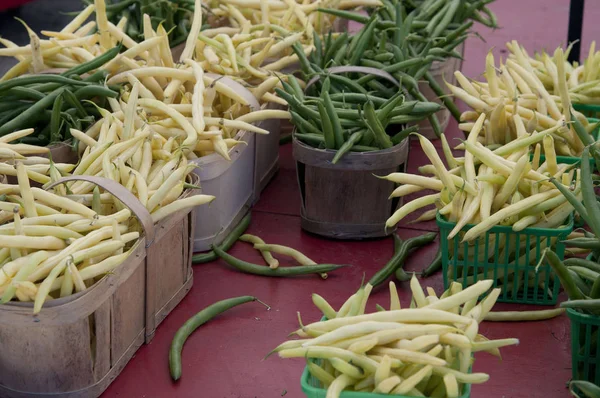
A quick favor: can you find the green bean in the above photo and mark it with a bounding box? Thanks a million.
[377,92,405,125]
[591,276,600,299]
[192,212,251,264]
[62,89,87,118]
[349,17,377,66]
[564,258,600,274]
[571,110,595,146]
[332,131,363,164]
[0,76,89,94]
[6,87,45,101]
[169,296,264,380]
[50,92,64,142]
[409,101,443,115]
[545,249,586,301]
[291,111,322,136]
[323,33,349,68]
[551,178,592,229]
[213,245,350,277]
[369,232,436,287]
[318,101,336,150]
[74,85,119,100]
[563,238,600,250]
[373,53,395,63]
[364,101,392,149]
[62,44,122,78]
[422,247,443,277]
[0,104,30,128]
[322,90,344,149]
[295,133,325,146]
[292,42,313,74]
[560,299,600,312]
[570,266,600,282]
[569,380,600,397]
[432,0,461,38]
[582,148,600,238]
[275,88,319,121]
[391,127,415,145]
[279,134,293,145]
[287,76,304,101]
[389,115,425,125]
[0,88,65,136]
[317,8,394,29]
[569,269,592,296]
[327,74,368,95]
[329,93,387,106]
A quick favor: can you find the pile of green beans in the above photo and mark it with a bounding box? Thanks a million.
[0,46,122,147]
[317,0,497,123]
[278,72,440,162]
[82,0,210,47]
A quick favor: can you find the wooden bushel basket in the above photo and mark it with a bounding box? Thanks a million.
[0,177,154,398]
[145,174,198,342]
[293,136,410,240]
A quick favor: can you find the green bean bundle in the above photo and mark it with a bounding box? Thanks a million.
[317,0,497,123]
[0,49,122,147]
[278,71,440,163]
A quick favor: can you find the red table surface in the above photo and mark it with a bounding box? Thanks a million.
[0,0,34,11]
[100,0,600,396]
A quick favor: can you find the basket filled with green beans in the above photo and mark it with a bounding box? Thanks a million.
[0,46,123,165]
[279,66,441,239]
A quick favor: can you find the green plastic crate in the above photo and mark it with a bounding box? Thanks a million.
[437,213,573,305]
[301,360,471,398]
[568,308,600,386]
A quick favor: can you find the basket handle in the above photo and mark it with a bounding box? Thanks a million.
[305,66,401,91]
[205,73,260,111]
[45,176,155,247]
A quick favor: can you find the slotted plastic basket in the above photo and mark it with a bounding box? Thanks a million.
[437,213,573,305]
[568,308,600,386]
[301,359,471,398]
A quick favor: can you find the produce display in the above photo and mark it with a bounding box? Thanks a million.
[2,0,600,396]
[271,277,518,397]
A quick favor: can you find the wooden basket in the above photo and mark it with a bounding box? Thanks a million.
[145,173,198,342]
[0,177,154,398]
[293,136,410,239]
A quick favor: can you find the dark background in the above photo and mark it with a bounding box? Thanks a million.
[0,0,82,75]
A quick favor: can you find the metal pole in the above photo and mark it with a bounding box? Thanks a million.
[567,0,585,63]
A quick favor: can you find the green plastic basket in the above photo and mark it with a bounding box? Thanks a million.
[568,308,600,386]
[437,213,573,305]
[301,360,471,398]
